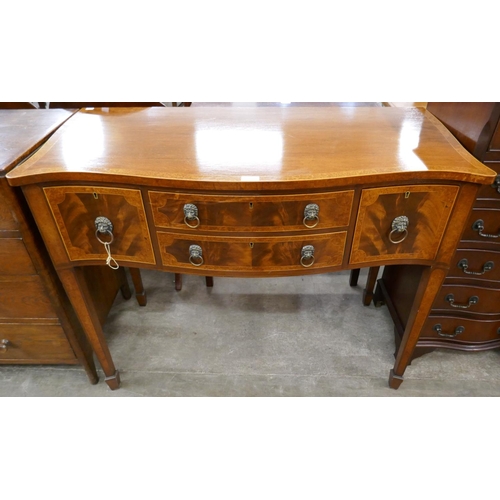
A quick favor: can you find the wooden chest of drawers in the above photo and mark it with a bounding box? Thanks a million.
[0,110,125,383]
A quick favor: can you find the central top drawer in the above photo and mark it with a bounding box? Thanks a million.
[148,191,354,232]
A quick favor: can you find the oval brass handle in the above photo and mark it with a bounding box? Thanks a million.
[0,339,10,351]
[445,294,479,309]
[472,219,500,239]
[458,259,494,276]
[303,204,320,228]
[389,215,409,244]
[184,204,200,228]
[433,324,465,338]
[189,244,204,266]
[95,216,114,244]
[300,245,315,267]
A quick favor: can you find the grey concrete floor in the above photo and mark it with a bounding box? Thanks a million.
[1,268,500,396]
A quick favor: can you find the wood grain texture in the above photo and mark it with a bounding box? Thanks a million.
[44,186,156,265]
[0,238,36,275]
[0,109,75,175]
[7,107,496,189]
[350,185,458,265]
[447,249,500,281]
[0,324,77,362]
[157,231,346,274]
[0,275,58,319]
[149,190,353,232]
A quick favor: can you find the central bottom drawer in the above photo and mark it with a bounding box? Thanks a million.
[157,231,347,272]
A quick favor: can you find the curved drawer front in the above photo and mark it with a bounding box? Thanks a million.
[350,185,458,265]
[449,249,500,282]
[0,239,36,275]
[462,208,500,246]
[431,284,500,315]
[421,316,500,343]
[149,191,354,232]
[44,186,156,265]
[157,231,346,272]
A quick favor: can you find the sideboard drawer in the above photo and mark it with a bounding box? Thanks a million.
[44,186,156,265]
[0,239,36,275]
[149,191,354,232]
[421,316,500,343]
[350,185,458,265]
[0,324,77,362]
[157,231,347,272]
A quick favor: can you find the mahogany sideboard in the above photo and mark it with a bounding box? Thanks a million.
[6,106,496,390]
[0,109,129,383]
[374,103,500,360]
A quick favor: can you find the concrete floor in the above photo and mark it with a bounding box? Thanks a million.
[1,268,500,396]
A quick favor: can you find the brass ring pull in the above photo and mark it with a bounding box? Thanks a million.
[94,217,119,270]
[189,244,204,266]
[303,204,320,228]
[433,324,465,338]
[0,339,10,351]
[300,245,315,267]
[95,229,114,245]
[472,219,500,239]
[389,215,409,244]
[445,294,479,309]
[458,259,494,276]
[184,204,200,228]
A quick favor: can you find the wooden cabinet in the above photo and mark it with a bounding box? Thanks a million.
[376,103,500,356]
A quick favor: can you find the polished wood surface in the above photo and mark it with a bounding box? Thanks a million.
[44,186,156,265]
[0,109,75,174]
[7,107,497,390]
[7,107,494,189]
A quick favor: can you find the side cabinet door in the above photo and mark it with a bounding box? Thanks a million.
[350,185,458,265]
[44,186,156,265]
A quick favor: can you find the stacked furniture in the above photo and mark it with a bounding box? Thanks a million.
[6,106,495,389]
[0,109,128,383]
[374,103,500,359]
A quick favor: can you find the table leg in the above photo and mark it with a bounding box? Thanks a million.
[389,266,447,389]
[349,269,360,287]
[362,266,380,306]
[58,267,121,390]
[129,268,147,306]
